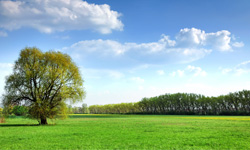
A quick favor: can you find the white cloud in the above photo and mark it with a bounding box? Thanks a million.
[232,42,244,48]
[205,30,232,51]
[63,39,126,57]
[186,65,207,77]
[234,61,250,75]
[0,0,123,34]
[171,65,206,77]
[237,60,250,67]
[157,70,165,75]
[62,28,242,69]
[176,28,206,47]
[130,77,145,84]
[176,28,238,51]
[221,60,250,76]
[177,70,185,77]
[171,70,184,77]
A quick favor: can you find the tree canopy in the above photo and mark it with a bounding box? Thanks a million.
[2,47,85,124]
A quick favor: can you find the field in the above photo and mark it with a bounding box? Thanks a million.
[1,115,250,149]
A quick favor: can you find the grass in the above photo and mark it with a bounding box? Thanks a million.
[0,114,250,149]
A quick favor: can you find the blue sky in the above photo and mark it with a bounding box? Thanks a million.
[0,0,250,106]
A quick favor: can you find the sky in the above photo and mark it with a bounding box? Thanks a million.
[0,0,250,106]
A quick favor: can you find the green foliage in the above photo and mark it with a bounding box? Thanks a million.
[2,105,13,116]
[0,107,4,123]
[89,102,139,114]
[89,90,250,115]
[2,47,85,124]
[12,105,28,116]
[1,115,250,149]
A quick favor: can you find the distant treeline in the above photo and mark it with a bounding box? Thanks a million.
[89,90,250,115]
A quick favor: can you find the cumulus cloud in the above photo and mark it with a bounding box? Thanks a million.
[0,0,123,34]
[171,65,207,77]
[176,28,242,51]
[62,28,243,68]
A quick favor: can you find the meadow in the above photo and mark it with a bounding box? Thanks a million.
[1,114,250,149]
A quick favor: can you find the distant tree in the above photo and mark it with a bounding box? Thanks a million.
[2,47,85,124]
[72,107,81,114]
[67,105,73,114]
[82,103,89,114]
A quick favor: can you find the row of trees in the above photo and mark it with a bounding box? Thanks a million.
[67,104,89,114]
[89,103,139,114]
[89,90,250,115]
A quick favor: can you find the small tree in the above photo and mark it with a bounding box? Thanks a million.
[2,47,85,125]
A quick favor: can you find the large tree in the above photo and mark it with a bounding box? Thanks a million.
[2,47,85,124]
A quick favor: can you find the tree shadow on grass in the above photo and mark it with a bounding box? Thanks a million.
[0,124,40,127]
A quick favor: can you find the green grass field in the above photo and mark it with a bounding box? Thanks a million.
[1,114,250,149]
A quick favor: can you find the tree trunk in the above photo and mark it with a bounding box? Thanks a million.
[40,117,48,125]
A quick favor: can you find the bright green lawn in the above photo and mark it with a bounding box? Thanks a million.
[1,114,250,149]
